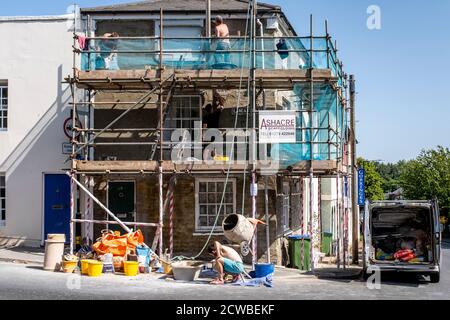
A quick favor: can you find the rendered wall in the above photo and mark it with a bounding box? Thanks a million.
[0,17,73,246]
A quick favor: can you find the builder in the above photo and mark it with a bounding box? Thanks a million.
[214,15,231,64]
[208,241,245,285]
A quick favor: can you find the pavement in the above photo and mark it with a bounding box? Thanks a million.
[0,245,45,265]
[0,242,449,300]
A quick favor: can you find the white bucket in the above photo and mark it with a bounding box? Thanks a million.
[222,214,255,244]
[43,234,66,271]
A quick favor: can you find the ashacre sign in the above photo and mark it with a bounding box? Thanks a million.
[358,168,366,205]
[259,111,296,144]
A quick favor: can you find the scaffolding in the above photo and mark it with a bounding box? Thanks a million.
[66,5,354,269]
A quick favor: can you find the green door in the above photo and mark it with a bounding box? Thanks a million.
[107,181,135,233]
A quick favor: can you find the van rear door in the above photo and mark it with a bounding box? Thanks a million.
[432,199,441,266]
[363,200,371,270]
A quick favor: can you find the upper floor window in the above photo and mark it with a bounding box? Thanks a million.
[0,82,8,130]
[0,175,5,226]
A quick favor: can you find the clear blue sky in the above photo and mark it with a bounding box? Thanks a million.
[2,0,450,163]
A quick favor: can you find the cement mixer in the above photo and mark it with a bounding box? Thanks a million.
[222,214,265,256]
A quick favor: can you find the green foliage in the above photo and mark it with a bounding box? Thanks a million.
[373,161,407,193]
[400,146,450,216]
[357,158,385,201]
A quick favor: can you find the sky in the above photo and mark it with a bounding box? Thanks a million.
[2,0,450,163]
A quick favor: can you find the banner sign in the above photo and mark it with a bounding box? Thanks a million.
[358,168,366,206]
[259,111,296,143]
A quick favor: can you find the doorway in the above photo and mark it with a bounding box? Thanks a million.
[107,181,136,233]
[44,174,71,243]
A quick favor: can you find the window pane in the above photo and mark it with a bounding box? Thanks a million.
[209,205,216,216]
[217,182,224,193]
[208,216,216,226]
[208,182,216,192]
[208,193,215,203]
[2,118,6,128]
[225,183,233,193]
[199,216,207,226]
[225,193,233,204]
[0,189,4,197]
[1,199,5,209]
[199,193,207,203]
[0,176,4,186]
[199,182,206,192]
[199,205,207,215]
[226,205,234,214]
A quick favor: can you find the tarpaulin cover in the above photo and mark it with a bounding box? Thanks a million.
[92,230,145,257]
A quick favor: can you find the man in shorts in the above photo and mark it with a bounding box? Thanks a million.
[208,241,245,285]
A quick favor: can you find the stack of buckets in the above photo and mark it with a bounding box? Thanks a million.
[80,259,139,277]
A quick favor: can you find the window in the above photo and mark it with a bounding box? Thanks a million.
[0,175,5,226]
[164,96,202,158]
[165,96,201,130]
[0,83,7,130]
[195,178,236,232]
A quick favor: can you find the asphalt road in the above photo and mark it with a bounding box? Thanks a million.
[0,243,449,300]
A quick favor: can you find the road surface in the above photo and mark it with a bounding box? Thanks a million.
[0,242,449,300]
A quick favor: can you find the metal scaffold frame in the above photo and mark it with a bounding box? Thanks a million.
[65,5,355,267]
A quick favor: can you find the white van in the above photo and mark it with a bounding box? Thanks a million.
[363,200,441,283]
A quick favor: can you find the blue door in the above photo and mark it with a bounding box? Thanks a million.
[44,174,71,242]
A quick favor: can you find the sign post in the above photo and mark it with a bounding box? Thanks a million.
[358,168,366,206]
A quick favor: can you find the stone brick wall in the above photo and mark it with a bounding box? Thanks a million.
[92,174,281,263]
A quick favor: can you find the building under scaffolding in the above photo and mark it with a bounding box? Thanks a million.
[66,0,358,270]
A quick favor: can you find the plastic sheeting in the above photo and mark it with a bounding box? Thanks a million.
[80,37,341,76]
[270,83,346,167]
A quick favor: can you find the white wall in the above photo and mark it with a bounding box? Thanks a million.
[0,17,74,246]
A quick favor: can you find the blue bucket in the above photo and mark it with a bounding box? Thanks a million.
[254,263,275,278]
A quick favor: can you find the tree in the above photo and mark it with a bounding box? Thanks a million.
[400,146,450,216]
[357,158,385,201]
[373,160,407,193]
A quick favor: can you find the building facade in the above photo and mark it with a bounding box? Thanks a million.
[0,0,356,268]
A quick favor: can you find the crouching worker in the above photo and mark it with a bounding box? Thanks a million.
[208,241,244,285]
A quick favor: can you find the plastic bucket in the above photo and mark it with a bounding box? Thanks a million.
[62,260,78,273]
[87,261,103,277]
[254,263,275,278]
[81,259,96,275]
[162,261,173,275]
[124,261,139,276]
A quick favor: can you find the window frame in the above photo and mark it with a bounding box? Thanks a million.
[0,174,5,227]
[194,178,236,233]
[0,84,8,131]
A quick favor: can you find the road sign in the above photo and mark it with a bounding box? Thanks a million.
[358,168,366,205]
[62,142,73,155]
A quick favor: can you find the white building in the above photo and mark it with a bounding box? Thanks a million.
[0,15,74,247]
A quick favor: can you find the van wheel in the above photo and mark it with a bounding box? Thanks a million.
[430,273,440,283]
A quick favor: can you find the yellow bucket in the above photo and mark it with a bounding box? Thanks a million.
[124,261,139,276]
[162,261,173,275]
[88,261,103,277]
[81,259,96,275]
[62,260,78,273]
